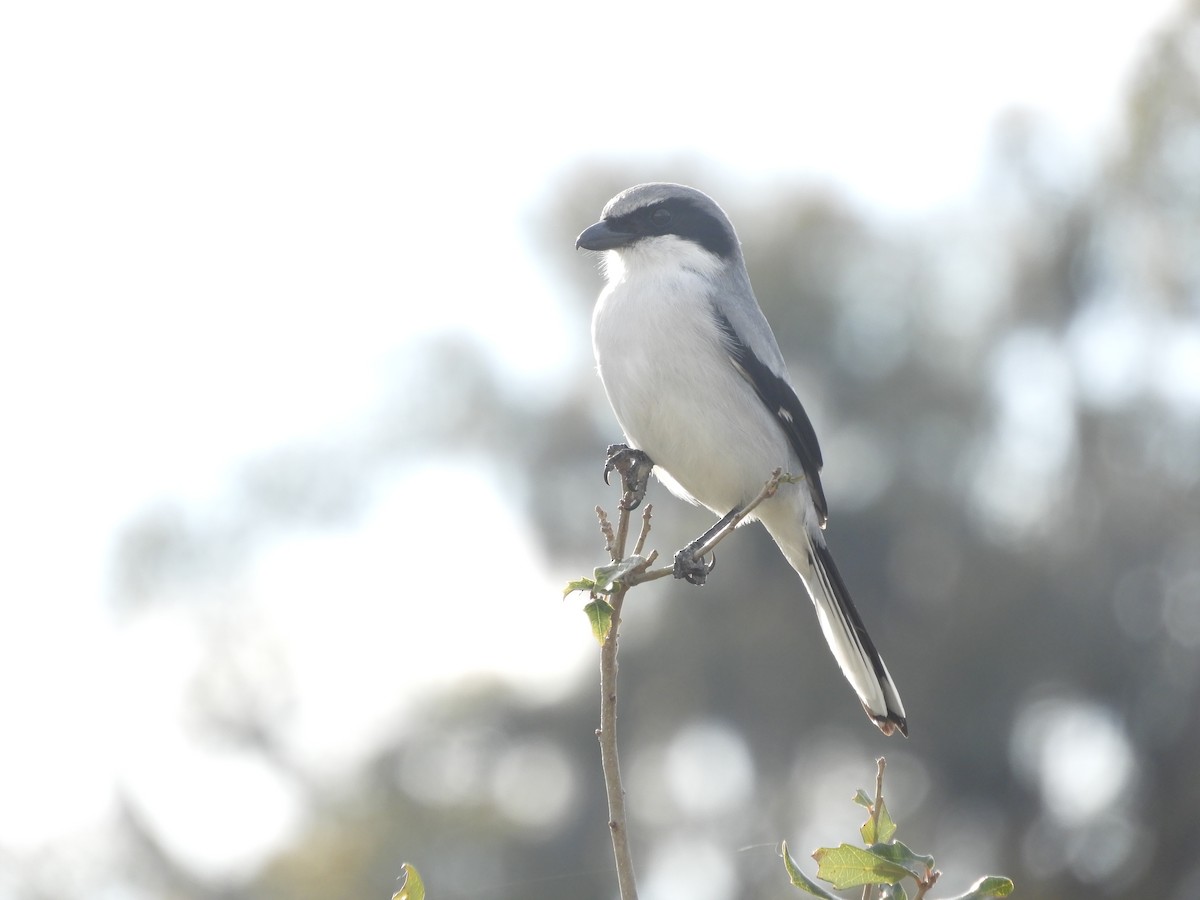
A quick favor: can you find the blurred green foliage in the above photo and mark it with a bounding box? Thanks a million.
[785,761,1013,898]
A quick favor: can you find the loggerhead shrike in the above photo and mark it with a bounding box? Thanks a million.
[576,182,907,736]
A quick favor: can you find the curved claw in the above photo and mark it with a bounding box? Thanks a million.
[602,443,654,510]
[602,442,629,486]
[673,545,716,586]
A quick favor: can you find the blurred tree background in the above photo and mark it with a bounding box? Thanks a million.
[25,3,1200,899]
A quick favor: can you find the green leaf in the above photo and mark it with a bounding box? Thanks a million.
[781,842,839,899]
[940,875,1015,899]
[812,844,914,890]
[876,799,898,843]
[867,840,935,879]
[860,796,897,844]
[584,598,614,644]
[592,555,648,592]
[565,555,649,602]
[886,882,909,900]
[852,789,874,809]
[562,577,595,598]
[393,862,425,900]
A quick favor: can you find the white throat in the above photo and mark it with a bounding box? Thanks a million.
[599,235,725,289]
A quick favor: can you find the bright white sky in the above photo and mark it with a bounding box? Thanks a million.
[0,0,1181,883]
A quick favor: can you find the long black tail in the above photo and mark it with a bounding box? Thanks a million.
[777,527,908,736]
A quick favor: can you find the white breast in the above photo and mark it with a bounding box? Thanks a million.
[590,241,793,516]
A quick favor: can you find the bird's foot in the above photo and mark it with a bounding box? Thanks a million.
[673,542,716,586]
[603,443,653,510]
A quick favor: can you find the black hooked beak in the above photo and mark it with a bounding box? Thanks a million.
[575,220,637,251]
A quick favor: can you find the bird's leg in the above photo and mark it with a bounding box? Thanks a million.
[603,443,654,510]
[673,506,741,586]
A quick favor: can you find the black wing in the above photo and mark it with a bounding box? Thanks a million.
[714,309,829,526]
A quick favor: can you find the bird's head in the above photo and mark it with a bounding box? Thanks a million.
[576,183,741,281]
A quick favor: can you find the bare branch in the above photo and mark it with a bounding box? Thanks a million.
[596,505,615,559]
[913,868,941,899]
[632,503,654,557]
[590,460,787,900]
[862,756,887,900]
[690,467,784,560]
[594,455,648,900]
[598,580,637,900]
[626,468,785,587]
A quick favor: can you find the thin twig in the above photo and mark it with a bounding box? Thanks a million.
[862,757,886,900]
[689,467,784,560]
[872,756,886,834]
[912,869,940,899]
[612,488,635,562]
[596,506,615,558]
[596,468,644,899]
[632,504,654,557]
[598,579,638,900]
[626,468,785,586]
[593,465,785,900]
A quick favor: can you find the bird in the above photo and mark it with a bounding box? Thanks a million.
[576,182,907,736]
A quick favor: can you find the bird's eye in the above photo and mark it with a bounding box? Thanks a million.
[650,208,672,229]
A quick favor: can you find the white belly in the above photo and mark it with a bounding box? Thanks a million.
[591,272,793,516]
